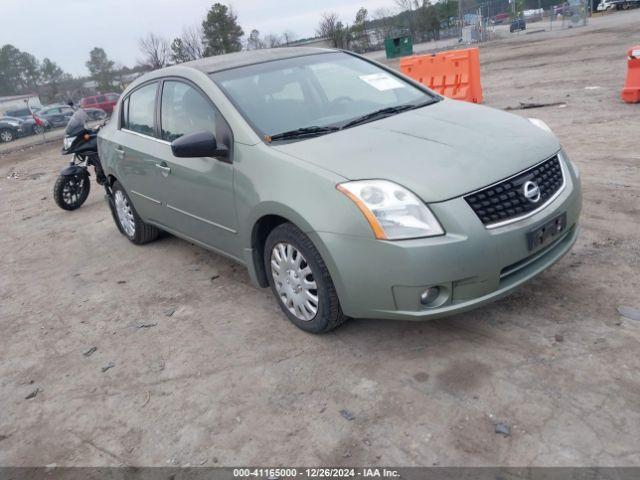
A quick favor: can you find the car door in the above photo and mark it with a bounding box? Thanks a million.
[41,108,62,126]
[152,78,238,254]
[113,81,165,222]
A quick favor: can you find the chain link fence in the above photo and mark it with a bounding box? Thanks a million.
[458,0,591,44]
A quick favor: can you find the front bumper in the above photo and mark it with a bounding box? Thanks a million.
[311,156,582,320]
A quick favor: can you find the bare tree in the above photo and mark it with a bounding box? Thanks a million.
[317,12,339,39]
[181,24,205,60]
[316,12,351,49]
[247,29,266,50]
[138,33,170,70]
[263,33,283,48]
[373,8,397,42]
[281,30,296,45]
[394,0,420,39]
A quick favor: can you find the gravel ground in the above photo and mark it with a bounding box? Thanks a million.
[0,10,639,467]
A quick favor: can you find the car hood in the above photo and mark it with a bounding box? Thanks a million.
[272,99,561,203]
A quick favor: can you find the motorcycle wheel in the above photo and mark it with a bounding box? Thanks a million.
[53,172,90,210]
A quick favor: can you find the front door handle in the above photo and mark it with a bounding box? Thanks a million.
[155,162,171,176]
[115,146,125,159]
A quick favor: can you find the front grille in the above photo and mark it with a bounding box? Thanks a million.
[464,155,564,227]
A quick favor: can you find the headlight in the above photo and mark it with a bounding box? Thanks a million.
[63,137,74,150]
[337,180,444,240]
[528,118,553,133]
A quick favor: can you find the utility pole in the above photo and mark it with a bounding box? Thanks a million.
[459,0,463,39]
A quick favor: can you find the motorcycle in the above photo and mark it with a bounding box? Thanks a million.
[53,109,108,210]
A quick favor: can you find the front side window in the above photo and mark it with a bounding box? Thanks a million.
[123,82,157,137]
[96,96,106,103]
[84,98,96,105]
[212,52,436,138]
[160,81,217,142]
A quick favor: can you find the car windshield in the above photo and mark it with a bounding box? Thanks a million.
[211,52,437,139]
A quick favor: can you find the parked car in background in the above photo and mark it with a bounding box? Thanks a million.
[510,18,527,32]
[0,117,23,142]
[492,12,510,24]
[597,0,640,10]
[2,107,51,134]
[98,48,581,333]
[37,104,75,128]
[553,3,570,14]
[80,93,119,114]
[4,106,41,119]
[1,115,50,136]
[523,8,544,21]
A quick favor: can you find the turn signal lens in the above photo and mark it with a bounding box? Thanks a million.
[337,180,444,240]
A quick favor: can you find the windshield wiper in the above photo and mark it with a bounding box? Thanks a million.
[267,98,440,142]
[341,99,439,130]
[267,126,340,142]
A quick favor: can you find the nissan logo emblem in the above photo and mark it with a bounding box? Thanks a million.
[523,180,541,203]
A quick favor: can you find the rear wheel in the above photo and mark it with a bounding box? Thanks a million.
[111,181,159,244]
[0,129,15,143]
[265,223,347,333]
[53,173,90,210]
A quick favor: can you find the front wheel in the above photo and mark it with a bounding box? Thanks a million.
[53,173,90,210]
[265,223,347,333]
[0,129,15,143]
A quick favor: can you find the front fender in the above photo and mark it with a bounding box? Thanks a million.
[60,165,89,177]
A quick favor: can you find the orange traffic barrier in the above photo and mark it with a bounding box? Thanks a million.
[400,48,483,104]
[622,45,640,103]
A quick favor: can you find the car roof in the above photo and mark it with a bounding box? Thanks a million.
[83,93,118,99]
[182,47,337,74]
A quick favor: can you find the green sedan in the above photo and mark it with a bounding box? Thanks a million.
[97,47,581,333]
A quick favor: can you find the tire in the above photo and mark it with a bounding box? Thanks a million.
[111,181,159,244]
[53,173,90,210]
[264,223,347,333]
[0,129,15,143]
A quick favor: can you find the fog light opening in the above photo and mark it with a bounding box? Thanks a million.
[420,286,440,306]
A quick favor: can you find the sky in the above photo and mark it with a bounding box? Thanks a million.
[1,0,394,77]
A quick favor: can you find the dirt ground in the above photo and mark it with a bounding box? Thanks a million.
[1,11,639,467]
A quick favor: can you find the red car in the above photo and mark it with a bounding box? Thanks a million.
[79,93,120,114]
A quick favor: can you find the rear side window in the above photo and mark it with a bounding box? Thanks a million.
[96,96,106,103]
[123,82,157,137]
[160,81,217,142]
[107,94,119,101]
[84,98,96,105]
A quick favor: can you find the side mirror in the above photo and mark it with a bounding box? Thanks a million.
[171,131,229,160]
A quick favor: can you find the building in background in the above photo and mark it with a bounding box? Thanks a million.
[0,94,42,114]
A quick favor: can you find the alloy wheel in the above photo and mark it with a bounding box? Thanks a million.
[270,242,319,321]
[114,190,136,237]
[0,130,14,142]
